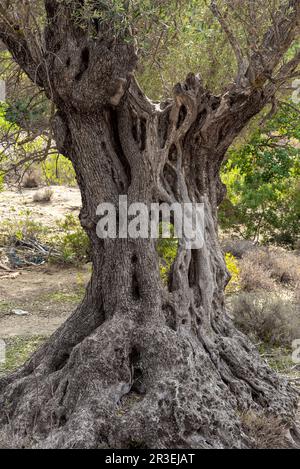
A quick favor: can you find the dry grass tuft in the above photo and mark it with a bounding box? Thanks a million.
[239,253,275,292]
[221,238,256,259]
[239,247,300,291]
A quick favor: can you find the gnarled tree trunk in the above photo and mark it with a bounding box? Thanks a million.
[0,0,299,449]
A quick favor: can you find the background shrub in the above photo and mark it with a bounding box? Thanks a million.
[219,103,300,248]
[22,169,41,188]
[239,248,300,291]
[41,154,77,187]
[252,248,300,286]
[0,209,47,246]
[221,238,255,259]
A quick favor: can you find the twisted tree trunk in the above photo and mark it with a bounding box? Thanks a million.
[0,0,299,449]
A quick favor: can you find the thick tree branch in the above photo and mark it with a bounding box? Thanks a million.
[210,1,245,77]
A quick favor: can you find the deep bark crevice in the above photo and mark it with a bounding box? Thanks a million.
[140,117,147,152]
[132,272,141,300]
[53,353,71,372]
[129,348,146,395]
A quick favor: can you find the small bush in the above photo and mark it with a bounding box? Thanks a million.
[0,211,90,266]
[231,291,300,347]
[0,209,47,246]
[32,187,53,203]
[41,154,77,187]
[221,238,255,259]
[257,248,300,286]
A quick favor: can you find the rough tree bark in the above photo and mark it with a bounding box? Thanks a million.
[0,0,299,449]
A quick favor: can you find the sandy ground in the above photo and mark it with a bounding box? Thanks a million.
[0,185,89,338]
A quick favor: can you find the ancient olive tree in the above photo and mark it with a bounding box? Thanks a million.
[0,0,300,449]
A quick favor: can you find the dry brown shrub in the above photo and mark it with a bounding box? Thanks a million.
[32,187,53,203]
[264,248,300,286]
[239,252,275,292]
